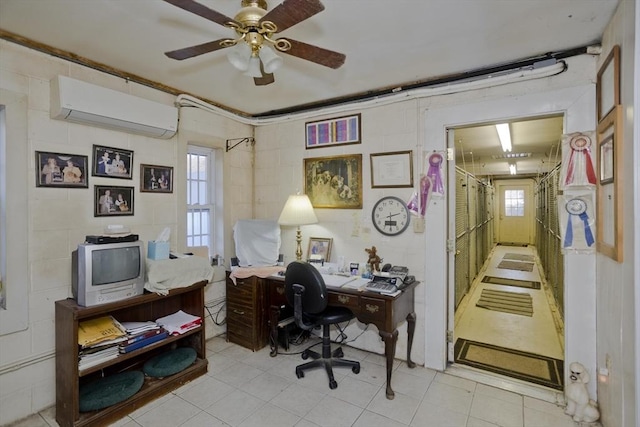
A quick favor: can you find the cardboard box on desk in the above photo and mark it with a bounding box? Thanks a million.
[148,241,170,260]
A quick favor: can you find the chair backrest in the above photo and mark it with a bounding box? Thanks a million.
[284,261,328,314]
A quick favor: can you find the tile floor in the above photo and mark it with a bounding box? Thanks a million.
[15,334,585,427]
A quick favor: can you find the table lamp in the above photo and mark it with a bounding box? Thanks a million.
[278,193,318,261]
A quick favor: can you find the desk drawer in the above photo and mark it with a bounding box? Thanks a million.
[359,296,386,322]
[328,292,359,310]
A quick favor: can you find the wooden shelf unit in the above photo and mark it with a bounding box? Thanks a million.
[55,281,208,427]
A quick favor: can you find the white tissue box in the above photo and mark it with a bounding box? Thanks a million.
[148,241,170,260]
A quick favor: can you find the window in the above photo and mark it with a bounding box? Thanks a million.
[187,146,215,253]
[504,189,525,217]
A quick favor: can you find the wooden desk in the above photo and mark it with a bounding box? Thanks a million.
[266,276,417,400]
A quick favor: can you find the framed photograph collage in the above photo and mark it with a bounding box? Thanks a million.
[35,144,174,218]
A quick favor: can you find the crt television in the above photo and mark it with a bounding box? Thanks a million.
[72,240,145,307]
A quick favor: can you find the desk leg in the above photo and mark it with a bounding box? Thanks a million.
[406,312,416,368]
[380,329,399,400]
[269,305,280,357]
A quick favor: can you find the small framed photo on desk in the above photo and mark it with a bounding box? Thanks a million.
[307,237,332,262]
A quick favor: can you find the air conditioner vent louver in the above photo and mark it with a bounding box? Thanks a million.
[50,75,178,139]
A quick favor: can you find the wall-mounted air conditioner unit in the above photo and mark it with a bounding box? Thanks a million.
[50,75,178,139]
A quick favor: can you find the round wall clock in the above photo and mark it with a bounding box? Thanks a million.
[372,196,410,236]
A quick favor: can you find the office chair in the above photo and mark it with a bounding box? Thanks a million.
[284,261,360,389]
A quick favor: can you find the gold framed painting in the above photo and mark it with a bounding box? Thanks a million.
[304,154,363,209]
[596,105,623,262]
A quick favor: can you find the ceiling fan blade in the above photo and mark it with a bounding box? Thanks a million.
[254,60,275,86]
[165,39,230,60]
[282,39,345,69]
[260,0,325,33]
[163,0,240,27]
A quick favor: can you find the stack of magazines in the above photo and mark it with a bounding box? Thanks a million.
[78,316,127,370]
[155,310,202,335]
[118,321,168,354]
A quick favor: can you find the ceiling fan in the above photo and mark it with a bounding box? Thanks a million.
[163,0,346,86]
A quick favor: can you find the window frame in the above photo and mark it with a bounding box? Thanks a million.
[186,145,216,254]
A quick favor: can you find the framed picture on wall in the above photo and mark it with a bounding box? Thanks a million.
[596,45,620,123]
[304,154,363,209]
[140,164,173,193]
[92,145,133,179]
[305,114,361,149]
[596,105,623,262]
[35,151,88,188]
[370,150,414,188]
[94,185,134,217]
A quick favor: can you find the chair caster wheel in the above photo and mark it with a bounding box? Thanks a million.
[296,368,304,379]
[301,350,309,360]
[352,365,360,374]
[329,380,338,389]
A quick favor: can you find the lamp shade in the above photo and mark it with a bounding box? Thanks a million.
[244,56,262,78]
[227,42,251,72]
[278,194,318,226]
[259,45,283,74]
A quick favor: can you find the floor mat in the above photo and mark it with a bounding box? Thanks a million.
[454,338,564,390]
[496,243,529,247]
[497,260,534,272]
[476,288,533,316]
[481,276,541,290]
[503,253,535,262]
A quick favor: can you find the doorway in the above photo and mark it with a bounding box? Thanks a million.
[448,118,565,392]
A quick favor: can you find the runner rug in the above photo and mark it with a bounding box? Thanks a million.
[454,338,564,390]
[503,253,535,262]
[476,289,533,316]
[497,260,535,272]
[481,275,541,290]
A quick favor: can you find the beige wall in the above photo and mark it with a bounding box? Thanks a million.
[0,40,252,424]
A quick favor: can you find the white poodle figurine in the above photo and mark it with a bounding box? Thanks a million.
[565,362,600,423]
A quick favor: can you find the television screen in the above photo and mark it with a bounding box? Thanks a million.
[91,246,141,286]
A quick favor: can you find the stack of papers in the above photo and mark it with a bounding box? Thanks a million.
[78,316,127,348]
[78,316,128,370]
[121,321,161,335]
[156,310,202,335]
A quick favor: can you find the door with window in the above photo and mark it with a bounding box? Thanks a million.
[496,180,534,245]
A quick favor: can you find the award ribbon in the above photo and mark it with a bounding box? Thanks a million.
[427,153,444,195]
[564,198,594,248]
[564,135,596,186]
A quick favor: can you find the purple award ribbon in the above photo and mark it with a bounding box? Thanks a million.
[427,153,444,195]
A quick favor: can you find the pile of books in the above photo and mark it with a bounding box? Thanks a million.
[118,321,168,354]
[78,316,128,370]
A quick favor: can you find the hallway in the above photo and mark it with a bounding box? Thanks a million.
[453,244,564,389]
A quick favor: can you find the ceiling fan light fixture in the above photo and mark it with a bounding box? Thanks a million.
[259,45,283,73]
[244,55,263,77]
[227,42,252,71]
[496,123,512,152]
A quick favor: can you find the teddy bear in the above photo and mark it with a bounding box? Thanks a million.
[564,361,600,423]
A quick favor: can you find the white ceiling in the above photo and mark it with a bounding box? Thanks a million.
[0,0,618,175]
